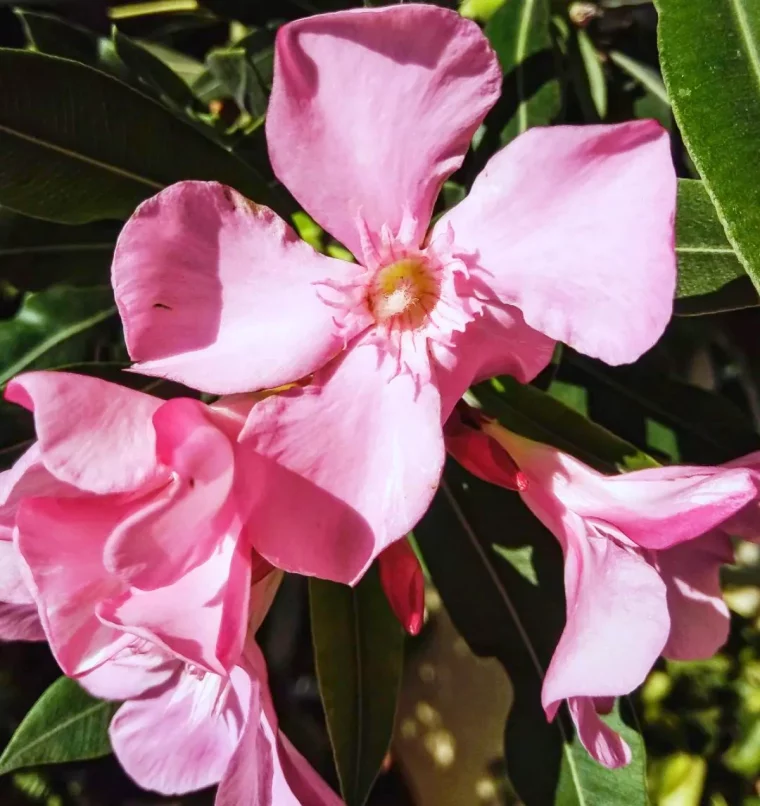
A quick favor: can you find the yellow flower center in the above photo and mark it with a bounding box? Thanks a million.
[368,258,438,328]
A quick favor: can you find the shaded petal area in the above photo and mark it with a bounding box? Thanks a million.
[658,531,733,661]
[110,664,250,795]
[6,373,161,494]
[267,5,500,257]
[99,530,251,676]
[79,644,178,701]
[105,398,236,590]
[431,301,554,420]
[113,182,368,394]
[436,122,676,365]
[242,336,444,584]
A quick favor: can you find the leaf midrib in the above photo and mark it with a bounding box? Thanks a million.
[0,700,111,773]
[0,305,116,386]
[727,0,760,97]
[0,243,114,257]
[0,122,164,191]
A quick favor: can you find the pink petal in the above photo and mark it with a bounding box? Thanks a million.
[535,497,669,709]
[217,644,341,806]
[572,464,759,551]
[0,603,45,641]
[110,663,250,795]
[0,538,35,606]
[104,398,237,590]
[435,122,676,365]
[242,336,444,584]
[16,496,132,676]
[567,697,632,769]
[492,430,758,551]
[267,5,501,258]
[79,643,179,701]
[99,529,251,676]
[6,372,162,494]
[657,531,733,661]
[113,181,369,394]
[378,539,425,636]
[431,302,554,420]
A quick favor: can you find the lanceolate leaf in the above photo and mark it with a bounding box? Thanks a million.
[469,376,657,472]
[656,0,760,293]
[0,49,273,223]
[674,179,757,313]
[0,677,117,774]
[0,285,117,386]
[414,464,649,806]
[310,567,404,806]
[0,209,119,290]
[485,0,560,144]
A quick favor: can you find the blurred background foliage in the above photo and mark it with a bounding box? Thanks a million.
[0,0,759,804]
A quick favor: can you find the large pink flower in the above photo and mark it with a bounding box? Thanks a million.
[446,413,757,768]
[0,371,261,677]
[111,4,677,583]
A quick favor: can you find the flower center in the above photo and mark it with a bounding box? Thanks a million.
[368,258,439,329]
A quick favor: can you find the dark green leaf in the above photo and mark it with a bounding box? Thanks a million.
[609,50,670,128]
[0,398,34,468]
[0,285,117,386]
[577,29,607,119]
[415,464,649,805]
[470,376,657,472]
[310,567,404,806]
[674,179,756,313]
[0,209,118,290]
[15,9,124,78]
[484,0,560,144]
[112,30,200,113]
[0,677,117,774]
[656,0,760,293]
[564,355,760,464]
[0,48,274,223]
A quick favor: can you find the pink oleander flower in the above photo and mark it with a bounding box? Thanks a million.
[445,411,759,768]
[76,640,340,804]
[0,371,261,677]
[111,3,677,584]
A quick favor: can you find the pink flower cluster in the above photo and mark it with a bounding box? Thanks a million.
[0,2,757,798]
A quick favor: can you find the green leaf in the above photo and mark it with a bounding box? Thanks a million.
[15,9,124,78]
[0,286,117,386]
[0,677,117,774]
[0,48,274,223]
[563,355,760,464]
[485,0,560,144]
[207,48,267,118]
[656,0,760,293]
[469,376,658,472]
[674,179,756,314]
[0,209,118,290]
[577,29,607,119]
[112,30,200,113]
[609,50,670,128]
[310,567,404,806]
[414,464,649,805]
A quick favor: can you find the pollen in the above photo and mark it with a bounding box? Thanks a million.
[368,258,439,328]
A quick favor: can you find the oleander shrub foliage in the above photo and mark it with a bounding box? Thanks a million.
[1,1,760,805]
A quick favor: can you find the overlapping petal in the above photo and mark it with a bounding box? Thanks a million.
[436,121,677,365]
[6,373,162,494]
[112,181,369,394]
[242,335,444,584]
[104,398,237,590]
[109,664,250,795]
[267,4,501,257]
